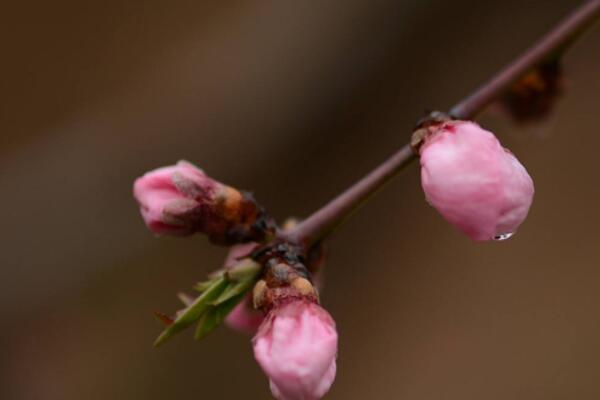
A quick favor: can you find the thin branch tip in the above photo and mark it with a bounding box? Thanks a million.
[283,0,600,250]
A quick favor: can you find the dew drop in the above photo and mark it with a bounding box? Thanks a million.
[493,232,515,241]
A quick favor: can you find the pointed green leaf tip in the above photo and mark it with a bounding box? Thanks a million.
[154,258,261,347]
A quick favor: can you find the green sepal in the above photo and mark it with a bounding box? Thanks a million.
[154,276,228,347]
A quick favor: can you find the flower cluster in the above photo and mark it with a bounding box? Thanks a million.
[133,119,534,398]
[134,162,337,399]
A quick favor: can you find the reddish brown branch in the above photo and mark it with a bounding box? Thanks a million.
[281,0,600,249]
[450,0,600,120]
[281,145,415,247]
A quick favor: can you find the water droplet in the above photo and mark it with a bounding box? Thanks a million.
[493,232,515,241]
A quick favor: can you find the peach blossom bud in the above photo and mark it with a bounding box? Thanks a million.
[225,295,264,335]
[133,160,272,244]
[419,121,534,241]
[253,300,337,400]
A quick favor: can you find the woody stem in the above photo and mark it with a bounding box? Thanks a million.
[280,0,600,250]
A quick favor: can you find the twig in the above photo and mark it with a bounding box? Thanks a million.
[281,0,600,249]
[450,0,600,120]
[281,145,415,247]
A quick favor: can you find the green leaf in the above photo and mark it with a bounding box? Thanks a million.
[193,270,226,292]
[177,292,194,306]
[154,258,262,346]
[154,276,228,347]
[193,279,216,293]
[211,259,260,305]
[225,259,261,282]
[212,279,254,305]
[194,293,246,340]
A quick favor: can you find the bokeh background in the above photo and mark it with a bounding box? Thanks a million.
[2,1,600,399]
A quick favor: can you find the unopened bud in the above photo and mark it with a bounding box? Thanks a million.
[418,120,534,241]
[133,160,274,244]
[225,295,264,335]
[253,300,338,400]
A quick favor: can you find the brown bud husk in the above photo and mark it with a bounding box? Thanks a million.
[411,111,453,154]
[163,168,275,245]
[201,188,275,246]
[500,59,565,123]
[251,242,318,312]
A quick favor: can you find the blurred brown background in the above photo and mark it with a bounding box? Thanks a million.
[1,0,599,399]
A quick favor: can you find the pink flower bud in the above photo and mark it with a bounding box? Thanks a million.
[419,121,534,241]
[133,161,271,244]
[226,295,264,335]
[133,161,207,235]
[253,300,338,400]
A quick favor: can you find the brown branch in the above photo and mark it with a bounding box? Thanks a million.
[450,0,600,120]
[280,145,416,247]
[281,0,600,249]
